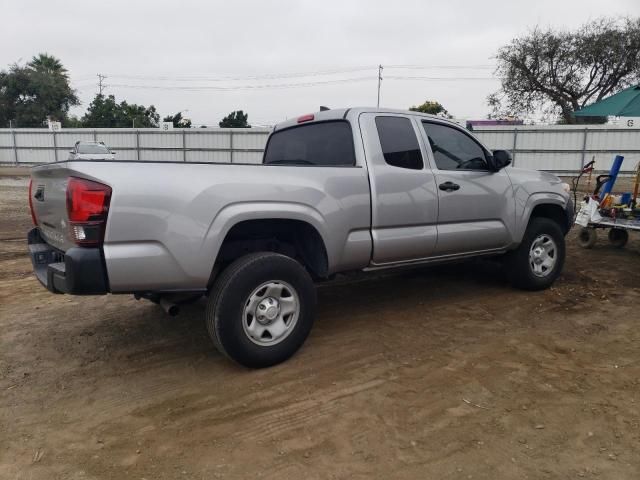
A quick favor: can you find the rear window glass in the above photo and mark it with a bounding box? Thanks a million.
[375,116,423,170]
[263,121,356,166]
[77,144,110,154]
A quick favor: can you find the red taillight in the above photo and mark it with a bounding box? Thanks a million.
[66,177,111,246]
[28,178,38,225]
[297,114,314,123]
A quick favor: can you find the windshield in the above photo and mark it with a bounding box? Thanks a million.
[76,144,110,154]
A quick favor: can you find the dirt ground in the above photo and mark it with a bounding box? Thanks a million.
[1,172,639,480]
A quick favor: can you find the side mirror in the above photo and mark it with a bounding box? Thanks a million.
[488,149,512,171]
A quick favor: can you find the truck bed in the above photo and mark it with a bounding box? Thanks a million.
[30,160,373,292]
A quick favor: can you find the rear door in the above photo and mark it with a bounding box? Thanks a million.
[359,113,439,265]
[419,120,513,255]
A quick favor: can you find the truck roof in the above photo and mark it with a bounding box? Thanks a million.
[272,107,462,131]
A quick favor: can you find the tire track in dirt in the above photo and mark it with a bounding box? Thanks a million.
[229,378,386,441]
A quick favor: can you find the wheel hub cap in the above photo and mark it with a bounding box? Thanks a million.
[242,281,300,346]
[528,234,557,278]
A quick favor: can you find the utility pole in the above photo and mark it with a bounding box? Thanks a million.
[377,65,383,108]
[97,74,107,95]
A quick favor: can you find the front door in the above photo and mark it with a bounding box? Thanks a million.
[420,121,514,256]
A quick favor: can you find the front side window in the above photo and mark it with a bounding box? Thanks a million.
[375,116,423,170]
[263,121,355,166]
[422,122,487,171]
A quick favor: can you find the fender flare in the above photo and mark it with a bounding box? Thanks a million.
[197,201,331,278]
[515,192,569,243]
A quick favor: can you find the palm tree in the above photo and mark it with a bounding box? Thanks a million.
[28,53,68,78]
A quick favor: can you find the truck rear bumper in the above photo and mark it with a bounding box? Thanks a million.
[27,227,109,295]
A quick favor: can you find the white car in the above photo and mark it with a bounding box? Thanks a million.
[68,141,116,160]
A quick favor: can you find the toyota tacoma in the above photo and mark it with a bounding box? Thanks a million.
[27,108,573,367]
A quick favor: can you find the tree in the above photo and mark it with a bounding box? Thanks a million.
[81,94,119,127]
[163,111,191,128]
[120,101,159,128]
[29,53,65,73]
[0,53,79,127]
[409,100,451,117]
[488,17,640,124]
[64,115,83,128]
[81,94,159,128]
[219,110,250,128]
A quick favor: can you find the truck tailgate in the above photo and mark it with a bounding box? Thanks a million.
[30,162,79,252]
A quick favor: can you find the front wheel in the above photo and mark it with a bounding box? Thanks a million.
[206,252,316,368]
[505,217,566,291]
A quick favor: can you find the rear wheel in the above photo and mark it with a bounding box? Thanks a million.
[206,252,316,368]
[506,217,565,291]
[608,228,628,248]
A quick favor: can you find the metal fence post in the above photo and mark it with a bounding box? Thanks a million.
[11,128,18,165]
[511,128,518,166]
[52,130,57,162]
[229,130,234,163]
[580,127,588,169]
[182,129,187,162]
[136,130,140,161]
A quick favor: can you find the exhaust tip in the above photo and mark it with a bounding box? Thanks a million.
[159,298,180,317]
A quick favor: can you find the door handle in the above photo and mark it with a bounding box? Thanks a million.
[438,181,460,192]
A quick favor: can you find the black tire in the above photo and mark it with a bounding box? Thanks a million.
[206,252,316,368]
[505,217,566,291]
[578,227,597,249]
[608,228,628,248]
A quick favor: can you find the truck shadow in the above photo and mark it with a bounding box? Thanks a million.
[52,258,510,372]
[318,259,508,314]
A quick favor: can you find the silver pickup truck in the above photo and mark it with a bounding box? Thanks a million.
[28,108,573,367]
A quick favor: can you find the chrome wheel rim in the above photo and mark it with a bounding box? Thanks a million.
[242,281,300,346]
[528,234,557,278]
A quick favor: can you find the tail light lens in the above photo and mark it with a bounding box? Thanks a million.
[66,177,111,246]
[28,178,38,225]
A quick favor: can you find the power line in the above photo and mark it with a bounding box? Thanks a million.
[97,64,496,83]
[385,75,497,81]
[102,66,376,82]
[103,75,496,93]
[107,76,377,91]
[386,64,495,70]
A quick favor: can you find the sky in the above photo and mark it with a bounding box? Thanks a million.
[2,0,639,126]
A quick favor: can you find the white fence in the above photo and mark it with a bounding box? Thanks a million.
[1,125,639,173]
[0,128,271,165]
[472,125,640,173]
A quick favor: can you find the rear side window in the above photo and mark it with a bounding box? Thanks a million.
[375,116,423,170]
[263,121,356,166]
